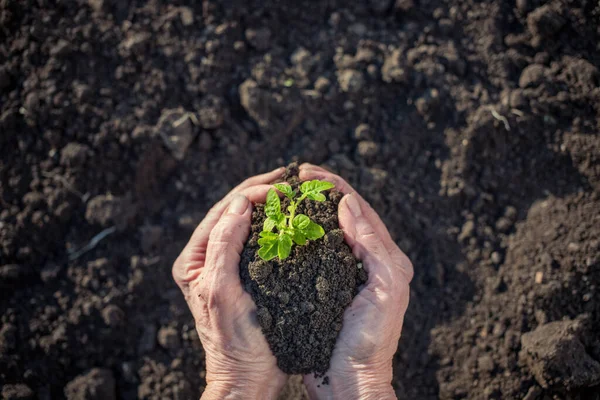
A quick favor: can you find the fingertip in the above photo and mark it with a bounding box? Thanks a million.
[227,194,250,215]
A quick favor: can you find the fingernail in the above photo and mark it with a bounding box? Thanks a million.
[229,195,248,215]
[346,193,362,217]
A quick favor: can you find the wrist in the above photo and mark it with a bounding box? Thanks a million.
[202,376,285,400]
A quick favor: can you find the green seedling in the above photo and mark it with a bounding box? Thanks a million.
[258,180,335,261]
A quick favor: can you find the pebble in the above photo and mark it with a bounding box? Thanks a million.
[337,69,365,93]
[157,326,181,350]
[519,64,545,88]
[357,141,379,158]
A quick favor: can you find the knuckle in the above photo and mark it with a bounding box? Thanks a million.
[209,216,239,243]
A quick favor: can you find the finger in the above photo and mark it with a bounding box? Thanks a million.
[338,194,398,290]
[172,185,271,295]
[203,194,252,293]
[301,166,413,281]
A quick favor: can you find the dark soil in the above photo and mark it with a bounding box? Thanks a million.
[1,0,599,399]
[240,164,368,375]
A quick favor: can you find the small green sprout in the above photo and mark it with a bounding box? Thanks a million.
[258,180,335,261]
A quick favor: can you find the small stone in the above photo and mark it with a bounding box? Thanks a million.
[179,7,194,26]
[155,109,197,160]
[527,5,565,38]
[477,354,495,373]
[458,220,475,242]
[60,142,91,167]
[519,64,546,88]
[357,141,379,158]
[197,95,225,129]
[102,305,124,326]
[64,368,116,400]
[85,194,136,229]
[520,319,600,389]
[119,32,151,56]
[248,260,273,283]
[314,77,331,92]
[567,242,580,252]
[491,252,502,265]
[337,69,365,93]
[534,271,543,284]
[354,124,372,140]
[157,326,181,350]
[382,50,408,84]
[2,384,34,400]
[245,27,271,51]
[256,307,272,329]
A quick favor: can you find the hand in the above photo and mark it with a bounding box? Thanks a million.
[299,164,414,400]
[172,167,288,399]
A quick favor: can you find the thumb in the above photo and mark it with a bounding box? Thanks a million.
[204,194,253,279]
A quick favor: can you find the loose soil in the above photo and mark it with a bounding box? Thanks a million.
[240,164,367,375]
[1,0,599,399]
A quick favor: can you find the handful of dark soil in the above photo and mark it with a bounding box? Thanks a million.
[240,165,367,375]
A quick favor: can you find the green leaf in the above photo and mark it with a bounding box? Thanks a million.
[300,180,335,195]
[258,240,278,261]
[300,220,325,240]
[274,183,296,200]
[263,218,277,232]
[292,214,310,230]
[264,189,281,219]
[305,192,326,202]
[292,230,307,245]
[278,234,293,259]
[259,231,278,239]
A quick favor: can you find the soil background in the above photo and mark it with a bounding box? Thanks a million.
[1,0,599,399]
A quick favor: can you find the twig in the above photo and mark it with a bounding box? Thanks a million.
[68,226,117,261]
[489,108,511,131]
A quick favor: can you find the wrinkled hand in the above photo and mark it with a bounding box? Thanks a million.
[299,164,414,400]
[172,167,288,399]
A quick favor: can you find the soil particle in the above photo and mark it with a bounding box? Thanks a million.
[85,194,136,230]
[60,142,91,167]
[197,95,225,130]
[101,304,125,326]
[240,166,367,375]
[527,4,565,39]
[64,368,116,400]
[337,69,366,93]
[1,384,34,400]
[520,318,600,390]
[382,50,409,84]
[248,259,273,283]
[519,64,546,88]
[0,323,17,352]
[357,141,379,158]
[157,326,180,350]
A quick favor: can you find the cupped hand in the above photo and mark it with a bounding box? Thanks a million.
[299,164,414,400]
[172,167,288,399]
